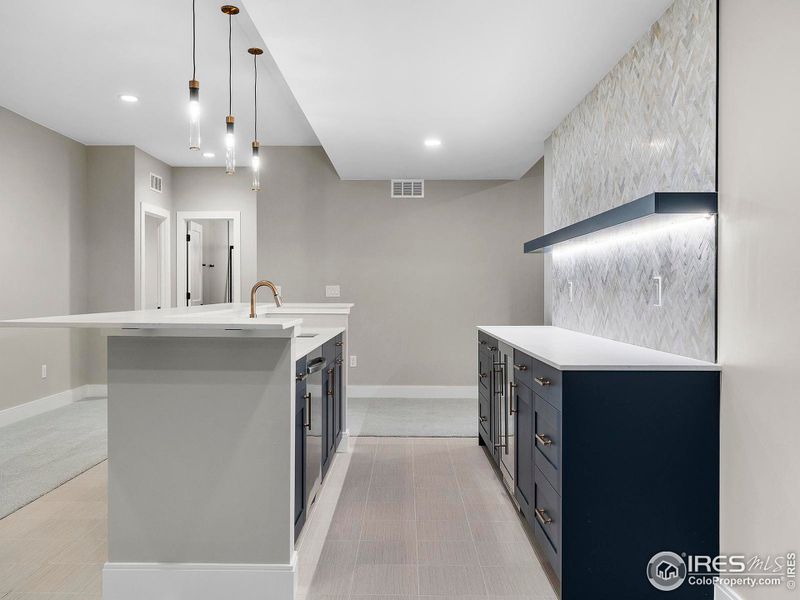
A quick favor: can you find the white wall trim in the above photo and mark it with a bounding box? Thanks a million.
[137,202,172,311]
[103,556,297,600]
[176,210,242,306]
[348,385,477,399]
[715,582,746,600]
[0,384,108,428]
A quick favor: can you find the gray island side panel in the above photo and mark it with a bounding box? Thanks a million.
[107,335,295,565]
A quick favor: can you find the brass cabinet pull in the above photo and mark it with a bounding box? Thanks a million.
[304,393,312,429]
[513,363,528,372]
[509,381,517,415]
[534,507,553,525]
[535,433,553,446]
[479,340,487,346]
[534,376,552,387]
[335,341,343,347]
[488,346,498,352]
[494,443,506,449]
[480,415,488,423]
[336,357,343,365]
[478,372,487,379]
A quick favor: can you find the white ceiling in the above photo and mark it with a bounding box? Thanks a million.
[0,1,318,168]
[0,0,673,178]
[243,0,673,180]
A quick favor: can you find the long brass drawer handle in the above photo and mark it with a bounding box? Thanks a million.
[509,382,517,415]
[513,363,528,372]
[534,377,551,387]
[534,507,553,525]
[304,393,312,429]
[494,443,506,449]
[535,433,553,446]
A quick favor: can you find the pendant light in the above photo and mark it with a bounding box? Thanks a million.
[248,47,263,191]
[221,5,239,174]
[188,0,201,150]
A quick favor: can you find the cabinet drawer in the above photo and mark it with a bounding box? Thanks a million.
[478,349,492,395]
[530,359,562,410]
[478,392,490,438]
[532,466,561,578]
[534,393,561,493]
[512,350,533,388]
[478,331,497,349]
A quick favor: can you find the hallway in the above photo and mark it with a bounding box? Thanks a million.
[296,437,555,599]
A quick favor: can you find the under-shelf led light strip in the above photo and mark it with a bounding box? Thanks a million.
[552,213,715,259]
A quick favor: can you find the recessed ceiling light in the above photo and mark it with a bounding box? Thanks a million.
[119,94,139,103]
[424,138,442,148]
[202,152,215,158]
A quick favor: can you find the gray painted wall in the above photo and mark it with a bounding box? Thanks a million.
[718,1,800,595]
[0,106,90,411]
[256,147,544,386]
[171,168,258,303]
[549,0,717,361]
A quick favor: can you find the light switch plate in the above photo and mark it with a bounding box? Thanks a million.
[349,355,357,367]
[41,364,47,379]
[325,285,341,298]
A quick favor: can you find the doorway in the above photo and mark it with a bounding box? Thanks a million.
[138,203,171,310]
[176,211,241,306]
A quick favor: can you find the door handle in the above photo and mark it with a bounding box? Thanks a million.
[304,393,312,430]
[513,363,528,372]
[535,433,553,446]
[494,443,506,449]
[327,368,335,397]
[534,507,553,526]
[534,377,552,387]
[509,382,517,415]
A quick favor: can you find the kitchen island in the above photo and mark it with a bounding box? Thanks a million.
[1,302,353,600]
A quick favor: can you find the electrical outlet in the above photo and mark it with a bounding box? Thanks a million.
[41,364,47,379]
[349,355,357,368]
[568,281,574,303]
[325,285,341,298]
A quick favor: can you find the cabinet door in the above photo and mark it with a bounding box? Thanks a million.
[294,364,308,541]
[514,382,534,516]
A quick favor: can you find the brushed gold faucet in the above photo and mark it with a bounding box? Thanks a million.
[250,280,283,318]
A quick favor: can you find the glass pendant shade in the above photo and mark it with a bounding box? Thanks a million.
[188,81,201,149]
[251,142,261,191]
[225,116,235,174]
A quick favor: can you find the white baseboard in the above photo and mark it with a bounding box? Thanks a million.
[103,557,297,600]
[715,582,746,600]
[0,383,108,428]
[348,385,477,399]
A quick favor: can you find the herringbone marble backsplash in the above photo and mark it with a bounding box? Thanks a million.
[550,0,717,361]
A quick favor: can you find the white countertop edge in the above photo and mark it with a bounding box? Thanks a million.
[477,326,720,372]
[293,327,346,361]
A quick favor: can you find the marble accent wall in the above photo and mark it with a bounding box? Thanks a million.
[550,0,717,361]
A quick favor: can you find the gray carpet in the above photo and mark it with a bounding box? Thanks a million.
[0,397,107,518]
[348,397,477,437]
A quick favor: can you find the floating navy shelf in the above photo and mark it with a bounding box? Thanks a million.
[523,191,718,254]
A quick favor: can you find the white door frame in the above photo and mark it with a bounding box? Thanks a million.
[138,203,171,310]
[176,211,241,305]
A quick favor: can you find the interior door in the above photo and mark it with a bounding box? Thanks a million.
[186,221,203,306]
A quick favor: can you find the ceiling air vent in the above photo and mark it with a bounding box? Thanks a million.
[391,179,424,198]
[150,173,163,193]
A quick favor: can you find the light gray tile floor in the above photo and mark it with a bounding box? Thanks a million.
[295,437,556,600]
[347,398,477,437]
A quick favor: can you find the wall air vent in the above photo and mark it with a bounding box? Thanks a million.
[150,173,163,193]
[391,179,424,198]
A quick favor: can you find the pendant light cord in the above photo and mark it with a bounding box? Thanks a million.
[191,0,196,80]
[228,14,232,114]
[254,53,258,139]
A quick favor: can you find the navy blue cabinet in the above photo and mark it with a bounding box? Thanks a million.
[321,334,344,479]
[294,356,308,540]
[477,337,720,599]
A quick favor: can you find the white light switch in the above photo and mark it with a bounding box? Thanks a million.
[325,285,341,298]
[652,276,663,307]
[41,364,47,379]
[568,281,574,303]
[349,355,357,368]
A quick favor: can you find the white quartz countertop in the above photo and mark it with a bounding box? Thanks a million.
[477,326,720,371]
[0,303,353,333]
[294,327,346,361]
